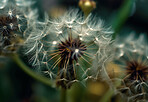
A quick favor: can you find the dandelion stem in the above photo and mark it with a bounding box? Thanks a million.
[11,53,53,87]
[60,88,67,102]
[112,0,134,39]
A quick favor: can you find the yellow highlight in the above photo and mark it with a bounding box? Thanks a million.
[66,48,71,52]
[79,0,96,16]
[88,81,109,96]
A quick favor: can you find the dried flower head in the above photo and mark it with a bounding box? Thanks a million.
[105,33,148,102]
[24,9,113,89]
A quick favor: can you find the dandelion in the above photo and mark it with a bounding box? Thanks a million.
[24,9,113,89]
[105,33,148,102]
[0,1,37,54]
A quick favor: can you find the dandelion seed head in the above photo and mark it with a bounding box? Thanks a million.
[24,9,113,89]
[0,1,36,54]
[104,33,148,101]
[126,60,148,81]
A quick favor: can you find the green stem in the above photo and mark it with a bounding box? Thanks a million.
[11,53,53,87]
[112,0,135,39]
[60,88,67,102]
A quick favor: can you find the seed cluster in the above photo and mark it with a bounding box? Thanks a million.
[0,7,25,53]
[57,35,87,89]
[106,34,148,101]
[58,36,87,62]
[0,15,18,47]
[125,61,148,81]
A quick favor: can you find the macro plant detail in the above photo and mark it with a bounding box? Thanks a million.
[105,33,148,102]
[56,35,87,88]
[24,9,113,89]
[0,0,37,54]
[0,0,148,102]
[0,5,25,54]
[0,14,18,51]
[125,60,148,81]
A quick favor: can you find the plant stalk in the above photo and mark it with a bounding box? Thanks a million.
[11,53,53,87]
[60,88,67,102]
